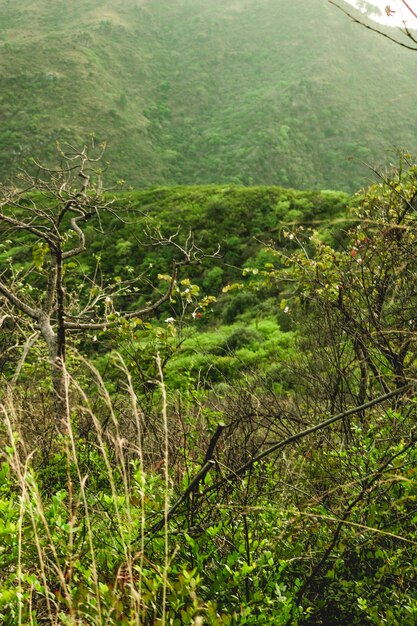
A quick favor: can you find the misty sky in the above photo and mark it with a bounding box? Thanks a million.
[344,0,417,27]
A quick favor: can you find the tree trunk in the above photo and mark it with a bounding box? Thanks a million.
[38,315,67,428]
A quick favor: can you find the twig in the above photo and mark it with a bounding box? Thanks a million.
[144,460,216,536]
[328,0,417,50]
[203,383,413,494]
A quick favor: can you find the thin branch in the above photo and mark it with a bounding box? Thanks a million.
[124,261,179,319]
[146,461,216,535]
[0,313,11,328]
[329,1,417,50]
[9,331,39,387]
[64,262,180,330]
[290,431,417,615]
[0,211,57,245]
[399,0,417,20]
[203,384,413,494]
[0,280,39,320]
[362,160,417,222]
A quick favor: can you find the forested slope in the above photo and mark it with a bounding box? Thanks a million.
[2,0,417,621]
[0,0,416,191]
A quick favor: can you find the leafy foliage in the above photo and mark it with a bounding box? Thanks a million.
[3,157,417,624]
[1,0,417,191]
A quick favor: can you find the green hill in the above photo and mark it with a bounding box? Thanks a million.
[1,0,416,191]
[84,184,349,296]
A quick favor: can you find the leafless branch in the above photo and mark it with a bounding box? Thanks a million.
[0,280,39,320]
[203,383,413,495]
[9,331,39,387]
[329,0,417,50]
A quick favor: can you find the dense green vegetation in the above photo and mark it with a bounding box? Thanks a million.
[86,184,349,294]
[0,0,417,191]
[2,0,417,623]
[2,148,417,624]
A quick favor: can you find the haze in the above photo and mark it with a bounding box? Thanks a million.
[345,0,417,27]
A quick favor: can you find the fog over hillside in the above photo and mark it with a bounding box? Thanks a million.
[1,0,416,191]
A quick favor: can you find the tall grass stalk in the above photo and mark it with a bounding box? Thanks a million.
[74,356,144,624]
[3,398,65,624]
[0,353,174,624]
[157,352,170,626]
[116,355,146,625]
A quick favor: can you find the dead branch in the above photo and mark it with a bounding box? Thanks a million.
[329,0,417,50]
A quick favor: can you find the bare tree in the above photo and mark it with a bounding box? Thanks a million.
[329,0,417,50]
[0,145,208,425]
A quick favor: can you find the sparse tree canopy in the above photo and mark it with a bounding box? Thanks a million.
[0,145,209,424]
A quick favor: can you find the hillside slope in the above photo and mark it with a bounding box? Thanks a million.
[1,0,416,191]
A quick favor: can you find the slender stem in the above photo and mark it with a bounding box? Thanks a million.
[157,353,169,625]
[204,384,413,493]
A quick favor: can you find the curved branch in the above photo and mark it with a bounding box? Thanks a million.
[124,261,179,319]
[329,0,417,50]
[0,211,57,245]
[64,262,179,330]
[0,280,39,320]
[62,214,88,259]
[203,384,413,494]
